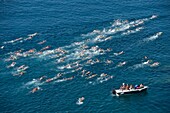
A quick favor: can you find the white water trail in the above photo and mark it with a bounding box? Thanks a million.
[143,32,163,42]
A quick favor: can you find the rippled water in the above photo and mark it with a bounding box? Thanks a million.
[0,0,170,113]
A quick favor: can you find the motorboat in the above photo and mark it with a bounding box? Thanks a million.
[112,86,148,96]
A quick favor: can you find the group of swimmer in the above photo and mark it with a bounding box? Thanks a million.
[81,69,114,83]
[3,33,37,45]
[13,65,29,76]
[2,15,160,98]
[30,74,75,93]
[28,55,158,94]
[120,83,144,90]
[143,56,160,67]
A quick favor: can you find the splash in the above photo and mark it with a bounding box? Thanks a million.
[122,27,144,35]
[2,15,160,93]
[143,32,163,41]
[3,32,38,45]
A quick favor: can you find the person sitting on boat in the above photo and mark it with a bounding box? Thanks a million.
[140,84,144,88]
[120,83,126,90]
[135,85,140,89]
[125,84,129,90]
[129,85,133,90]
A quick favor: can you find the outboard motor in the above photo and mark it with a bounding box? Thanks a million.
[112,90,116,94]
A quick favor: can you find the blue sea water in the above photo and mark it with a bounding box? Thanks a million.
[0,0,170,112]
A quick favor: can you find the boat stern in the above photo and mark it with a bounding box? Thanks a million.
[112,90,116,94]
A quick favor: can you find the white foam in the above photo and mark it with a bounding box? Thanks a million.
[131,61,151,70]
[116,61,127,67]
[131,64,145,70]
[5,15,160,91]
[3,37,23,44]
[144,32,163,41]
[24,79,44,88]
[28,32,38,37]
[81,15,154,37]
[150,62,159,67]
[122,27,144,35]
[1,46,4,49]
[98,76,113,83]
[76,101,83,105]
[150,15,158,19]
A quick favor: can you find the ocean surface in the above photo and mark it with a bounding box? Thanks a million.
[0,0,170,113]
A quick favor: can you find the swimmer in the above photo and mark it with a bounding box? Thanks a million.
[150,62,159,67]
[8,55,17,61]
[13,71,26,76]
[37,52,43,55]
[31,87,40,93]
[6,37,23,44]
[86,59,92,64]
[65,76,74,81]
[38,40,46,45]
[82,45,89,49]
[106,60,112,64]
[100,73,107,77]
[21,66,29,71]
[39,76,47,81]
[57,76,75,82]
[15,51,22,56]
[54,73,63,79]
[114,51,124,56]
[1,46,4,49]
[40,46,51,51]
[19,71,26,76]
[143,60,151,65]
[66,64,71,69]
[28,49,36,53]
[18,65,25,70]
[45,78,53,83]
[75,67,82,71]
[85,71,91,76]
[96,35,105,39]
[107,75,113,79]
[74,42,81,45]
[105,36,112,41]
[57,57,65,63]
[14,38,23,42]
[144,56,148,59]
[76,97,85,105]
[7,62,16,68]
[150,15,157,19]
[28,32,38,37]
[113,19,122,26]
[81,69,86,76]
[99,48,105,53]
[117,61,126,67]
[87,74,97,79]
[79,97,85,101]
[106,48,112,52]
[25,35,35,40]
[95,59,100,63]
[93,29,100,33]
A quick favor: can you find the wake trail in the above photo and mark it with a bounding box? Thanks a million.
[2,15,160,91]
[143,32,163,42]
